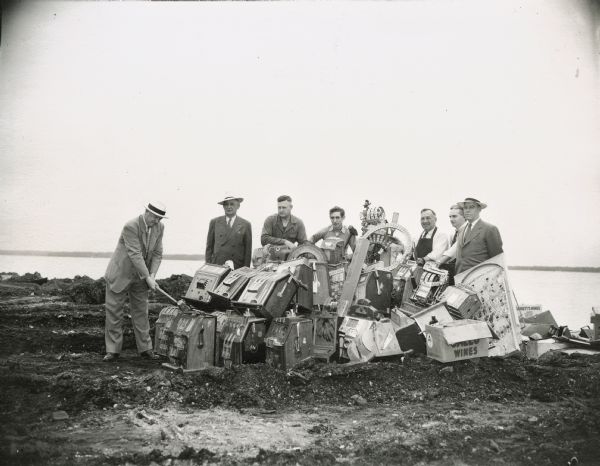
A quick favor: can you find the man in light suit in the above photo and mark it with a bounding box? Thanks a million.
[103,201,167,362]
[205,195,252,269]
[438,197,503,275]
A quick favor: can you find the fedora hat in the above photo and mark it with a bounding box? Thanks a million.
[458,197,487,209]
[144,201,168,218]
[218,194,244,205]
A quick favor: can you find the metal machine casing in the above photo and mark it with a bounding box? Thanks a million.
[184,264,231,306]
[276,258,313,311]
[338,305,402,362]
[392,261,418,307]
[218,314,267,368]
[234,270,299,320]
[354,268,393,311]
[310,261,331,306]
[321,236,346,265]
[265,316,313,370]
[312,310,338,360]
[395,302,454,354]
[410,263,449,307]
[439,284,482,320]
[328,264,347,301]
[162,311,217,372]
[212,267,260,301]
[154,306,181,357]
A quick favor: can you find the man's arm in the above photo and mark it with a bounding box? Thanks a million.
[425,231,449,262]
[205,218,215,262]
[243,221,252,267]
[437,242,457,265]
[261,216,285,246]
[149,225,164,277]
[486,225,504,257]
[347,229,357,252]
[122,222,151,279]
[309,227,328,244]
[296,219,308,245]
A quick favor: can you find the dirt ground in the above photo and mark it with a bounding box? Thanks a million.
[1,275,599,465]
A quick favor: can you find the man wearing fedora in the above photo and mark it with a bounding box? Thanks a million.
[205,195,252,269]
[103,201,167,362]
[438,197,503,275]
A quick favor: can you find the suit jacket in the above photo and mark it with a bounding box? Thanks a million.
[205,216,252,268]
[105,215,164,293]
[455,219,503,275]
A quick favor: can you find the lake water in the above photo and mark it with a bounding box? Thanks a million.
[1,255,598,329]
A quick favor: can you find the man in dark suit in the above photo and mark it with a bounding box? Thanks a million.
[103,201,167,362]
[439,197,503,275]
[205,195,252,269]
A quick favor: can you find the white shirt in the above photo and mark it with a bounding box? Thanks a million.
[417,228,450,262]
[142,215,151,236]
[225,215,237,227]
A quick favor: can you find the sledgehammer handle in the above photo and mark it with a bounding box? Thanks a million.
[155,286,179,305]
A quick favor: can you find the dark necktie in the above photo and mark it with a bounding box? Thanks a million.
[463,223,472,245]
[451,230,458,246]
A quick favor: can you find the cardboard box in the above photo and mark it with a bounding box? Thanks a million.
[525,338,572,360]
[394,303,454,355]
[425,319,492,363]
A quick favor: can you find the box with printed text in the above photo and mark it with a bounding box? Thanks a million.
[425,319,492,363]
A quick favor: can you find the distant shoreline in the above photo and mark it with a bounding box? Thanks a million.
[0,250,204,261]
[0,250,598,273]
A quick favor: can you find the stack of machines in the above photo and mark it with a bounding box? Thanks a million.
[155,259,315,372]
[153,202,502,372]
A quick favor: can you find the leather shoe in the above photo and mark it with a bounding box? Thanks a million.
[103,353,119,362]
[140,350,159,360]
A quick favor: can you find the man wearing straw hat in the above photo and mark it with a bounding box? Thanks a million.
[205,194,252,269]
[103,201,167,362]
[438,197,503,275]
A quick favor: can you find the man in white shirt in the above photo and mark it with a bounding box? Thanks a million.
[414,208,449,265]
[439,204,466,284]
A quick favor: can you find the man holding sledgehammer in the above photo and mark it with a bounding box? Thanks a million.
[103,201,167,362]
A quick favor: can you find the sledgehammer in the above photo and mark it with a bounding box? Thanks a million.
[155,286,192,313]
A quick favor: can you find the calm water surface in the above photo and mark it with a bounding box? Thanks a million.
[1,255,598,328]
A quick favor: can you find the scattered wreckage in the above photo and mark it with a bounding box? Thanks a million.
[154,201,598,373]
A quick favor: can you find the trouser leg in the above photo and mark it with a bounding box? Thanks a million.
[129,279,152,353]
[105,286,128,354]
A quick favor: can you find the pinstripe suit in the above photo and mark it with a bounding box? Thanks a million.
[104,215,163,354]
[205,216,252,269]
[455,219,503,275]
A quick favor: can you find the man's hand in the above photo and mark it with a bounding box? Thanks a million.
[224,260,235,270]
[437,255,449,266]
[416,258,425,266]
[283,240,296,250]
[145,276,157,291]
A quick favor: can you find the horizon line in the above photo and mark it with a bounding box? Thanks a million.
[0,250,599,272]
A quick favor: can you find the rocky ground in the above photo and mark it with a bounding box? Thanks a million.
[0,274,599,465]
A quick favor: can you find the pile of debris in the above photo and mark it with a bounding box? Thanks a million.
[151,204,599,375]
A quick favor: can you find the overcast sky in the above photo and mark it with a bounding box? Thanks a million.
[0,0,599,267]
